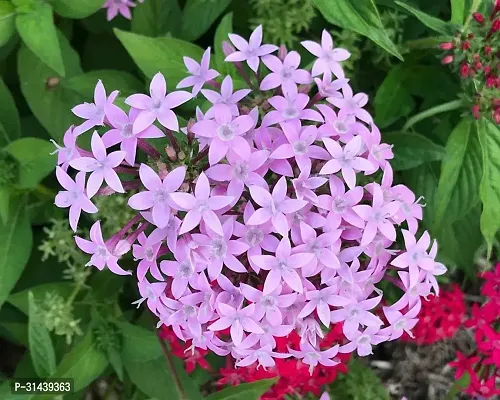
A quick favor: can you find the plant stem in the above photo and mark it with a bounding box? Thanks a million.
[35,184,56,197]
[166,129,181,154]
[156,328,186,400]
[402,99,465,131]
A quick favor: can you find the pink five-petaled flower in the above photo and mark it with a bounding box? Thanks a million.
[133,231,164,282]
[54,167,98,232]
[103,0,138,21]
[288,342,340,374]
[102,105,164,166]
[382,301,421,340]
[72,80,118,136]
[191,104,254,165]
[160,251,201,299]
[202,76,251,117]
[292,163,328,203]
[225,25,278,72]
[320,136,373,189]
[170,172,233,236]
[330,295,383,336]
[301,30,350,78]
[270,122,330,172]
[262,91,324,127]
[247,176,307,236]
[128,164,186,229]
[314,71,349,98]
[251,237,314,294]
[298,286,349,327]
[235,343,289,369]
[51,126,81,171]
[208,303,264,346]
[75,220,131,275]
[339,326,388,356]
[353,184,400,246]
[177,47,219,96]
[69,131,126,197]
[126,72,192,134]
[328,83,372,124]
[260,50,312,93]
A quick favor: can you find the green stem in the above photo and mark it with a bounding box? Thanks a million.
[463,0,483,29]
[156,327,186,400]
[35,184,56,198]
[66,280,86,306]
[403,99,465,131]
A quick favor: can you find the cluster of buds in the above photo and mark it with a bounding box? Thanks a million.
[440,0,500,123]
[53,26,446,373]
[102,0,144,21]
[449,263,500,398]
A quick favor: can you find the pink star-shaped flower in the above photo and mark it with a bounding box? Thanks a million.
[177,47,220,95]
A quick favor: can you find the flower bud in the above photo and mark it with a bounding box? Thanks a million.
[460,63,470,78]
[278,45,288,61]
[492,98,500,108]
[473,12,484,24]
[491,19,500,33]
[461,41,470,50]
[493,109,500,125]
[222,41,235,57]
[485,46,493,56]
[441,55,454,65]
[114,239,131,257]
[475,61,483,70]
[165,146,177,161]
[439,42,454,50]
[472,104,481,120]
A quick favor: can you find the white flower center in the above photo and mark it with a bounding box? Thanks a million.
[217,124,235,141]
[245,227,264,246]
[211,238,227,259]
[121,123,134,138]
[233,162,249,180]
[293,141,307,155]
[333,120,349,134]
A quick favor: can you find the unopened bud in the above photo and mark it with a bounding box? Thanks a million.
[491,19,500,33]
[460,63,470,78]
[475,61,483,70]
[298,84,312,93]
[441,55,454,65]
[165,146,177,161]
[472,104,481,120]
[485,46,493,56]
[493,109,500,125]
[439,42,454,50]
[222,41,235,57]
[492,98,500,108]
[461,41,470,50]
[473,12,484,24]
[114,240,131,257]
[278,45,288,61]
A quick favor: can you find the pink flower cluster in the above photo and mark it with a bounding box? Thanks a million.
[102,0,144,21]
[53,26,447,373]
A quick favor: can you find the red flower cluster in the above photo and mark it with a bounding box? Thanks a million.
[450,263,500,398]
[440,1,500,123]
[401,284,466,345]
[160,323,350,399]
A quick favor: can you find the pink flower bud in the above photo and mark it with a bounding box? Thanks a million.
[473,12,484,24]
[439,42,454,50]
[491,19,500,33]
[114,239,131,257]
[441,55,454,65]
[460,63,470,78]
[165,146,177,161]
[485,46,493,56]
[461,41,470,50]
[222,41,235,57]
[472,104,481,120]
[278,45,288,61]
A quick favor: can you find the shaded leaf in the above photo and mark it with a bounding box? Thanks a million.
[214,12,236,76]
[48,0,104,19]
[0,77,21,144]
[477,119,500,257]
[0,1,15,47]
[395,1,458,35]
[181,0,231,41]
[16,3,65,76]
[28,292,56,378]
[63,70,144,98]
[8,282,73,315]
[382,132,445,170]
[119,322,162,362]
[131,0,182,37]
[312,0,403,60]
[205,379,278,400]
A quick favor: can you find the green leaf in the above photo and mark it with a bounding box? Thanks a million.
[131,0,182,37]
[0,187,9,223]
[477,118,500,257]
[444,372,470,400]
[450,0,466,24]
[0,1,15,48]
[119,322,160,362]
[0,77,21,144]
[433,118,482,230]
[214,12,237,76]
[18,31,85,141]
[114,28,204,86]
[8,282,73,315]
[181,0,231,42]
[395,1,458,35]
[28,292,56,378]
[107,347,124,381]
[0,195,32,310]
[16,2,65,76]
[51,331,108,392]
[374,66,415,128]
[382,132,445,170]
[5,138,55,189]
[0,321,28,347]
[48,0,104,19]
[312,0,403,60]
[205,379,278,400]
[62,70,144,98]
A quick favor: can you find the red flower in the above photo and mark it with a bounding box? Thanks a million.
[449,352,480,379]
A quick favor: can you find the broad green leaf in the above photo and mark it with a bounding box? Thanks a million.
[450,0,466,24]
[5,138,55,189]
[48,0,104,19]
[8,282,73,315]
[131,0,182,37]
[433,118,482,230]
[478,119,500,257]
[181,0,231,41]
[0,321,28,346]
[382,132,445,170]
[0,77,21,143]
[51,331,108,392]
[0,195,32,310]
[63,70,144,98]
[206,379,278,400]
[18,31,85,141]
[395,1,458,35]
[28,292,56,378]
[16,3,65,76]
[0,1,15,47]
[119,322,160,362]
[214,12,237,76]
[312,0,403,60]
[374,66,415,128]
[114,28,204,86]
[107,347,123,381]
[0,187,9,223]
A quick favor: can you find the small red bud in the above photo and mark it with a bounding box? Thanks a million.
[467,33,475,39]
[460,63,470,78]
[491,19,500,33]
[469,68,477,77]
[473,12,484,24]
[461,41,471,50]
[486,76,496,88]
[492,98,500,108]
[484,65,492,75]
[473,53,480,62]
[494,0,500,17]
[475,61,483,70]
[472,104,481,120]
[441,55,454,65]
[439,42,454,50]
[485,46,493,56]
[493,109,500,125]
